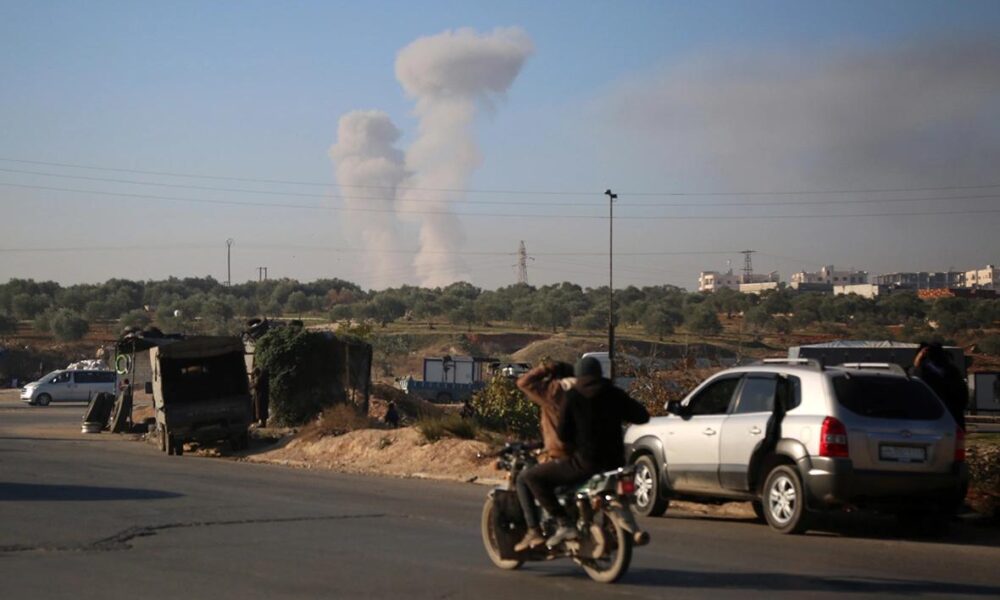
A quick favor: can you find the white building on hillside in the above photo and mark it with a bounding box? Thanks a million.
[790,265,867,288]
[963,265,1000,290]
[699,269,779,292]
[834,283,891,299]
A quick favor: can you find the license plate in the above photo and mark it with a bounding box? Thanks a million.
[879,445,926,463]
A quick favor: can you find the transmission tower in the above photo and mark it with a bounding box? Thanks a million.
[517,240,530,284]
[741,249,755,283]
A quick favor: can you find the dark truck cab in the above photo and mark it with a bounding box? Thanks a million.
[150,337,252,456]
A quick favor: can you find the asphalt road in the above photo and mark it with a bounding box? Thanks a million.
[2,393,999,599]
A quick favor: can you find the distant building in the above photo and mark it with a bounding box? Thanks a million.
[739,281,781,295]
[873,271,963,290]
[699,270,741,292]
[963,265,1000,290]
[699,269,779,293]
[834,283,891,299]
[790,266,867,289]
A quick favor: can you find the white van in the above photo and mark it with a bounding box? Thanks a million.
[20,370,117,406]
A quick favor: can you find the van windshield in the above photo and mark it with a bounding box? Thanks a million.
[832,375,945,421]
[37,371,60,383]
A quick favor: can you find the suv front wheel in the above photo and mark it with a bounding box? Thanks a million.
[632,455,669,517]
[762,465,811,534]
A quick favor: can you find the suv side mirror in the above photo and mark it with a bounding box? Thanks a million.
[666,400,683,415]
[144,381,153,395]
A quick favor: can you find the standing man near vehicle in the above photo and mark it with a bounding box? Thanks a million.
[251,367,270,427]
[512,360,575,551]
[524,356,650,547]
[913,343,968,429]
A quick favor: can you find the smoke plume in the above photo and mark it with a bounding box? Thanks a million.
[395,27,534,286]
[330,27,533,287]
[328,110,408,287]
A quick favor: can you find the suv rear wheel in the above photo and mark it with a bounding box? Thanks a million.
[762,465,811,534]
[632,455,669,517]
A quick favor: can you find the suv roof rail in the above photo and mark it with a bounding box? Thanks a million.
[757,358,824,370]
[836,362,909,376]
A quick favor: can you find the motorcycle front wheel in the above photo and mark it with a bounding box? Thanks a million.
[481,496,523,570]
[581,511,633,583]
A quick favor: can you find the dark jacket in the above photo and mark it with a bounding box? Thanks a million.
[558,376,650,472]
[914,358,967,428]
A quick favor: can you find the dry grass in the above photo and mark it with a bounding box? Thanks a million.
[415,413,479,442]
[296,403,378,443]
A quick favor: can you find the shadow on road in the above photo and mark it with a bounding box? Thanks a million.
[666,510,1000,549]
[0,482,183,502]
[624,568,1000,596]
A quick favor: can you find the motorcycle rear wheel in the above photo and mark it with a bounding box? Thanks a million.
[481,496,523,570]
[581,511,632,583]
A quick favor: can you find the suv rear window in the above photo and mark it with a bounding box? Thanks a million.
[832,375,944,420]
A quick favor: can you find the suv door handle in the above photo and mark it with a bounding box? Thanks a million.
[702,428,717,436]
[749,426,762,435]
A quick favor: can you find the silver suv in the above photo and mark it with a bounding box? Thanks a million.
[623,359,968,533]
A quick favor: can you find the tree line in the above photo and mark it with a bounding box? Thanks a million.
[1,277,998,345]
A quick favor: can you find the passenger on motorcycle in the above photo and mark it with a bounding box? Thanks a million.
[523,356,650,547]
[512,360,575,551]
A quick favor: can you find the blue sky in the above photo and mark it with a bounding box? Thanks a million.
[2,1,999,289]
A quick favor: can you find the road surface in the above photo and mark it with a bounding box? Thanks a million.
[1,392,999,599]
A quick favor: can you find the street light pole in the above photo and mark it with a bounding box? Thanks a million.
[605,189,617,381]
[226,238,234,286]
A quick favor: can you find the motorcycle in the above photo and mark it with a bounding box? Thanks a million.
[480,442,650,584]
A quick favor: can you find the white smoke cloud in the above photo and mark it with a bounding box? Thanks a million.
[329,28,533,288]
[328,110,408,288]
[395,27,534,286]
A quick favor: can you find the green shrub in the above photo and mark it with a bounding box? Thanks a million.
[470,374,539,439]
[416,413,478,442]
[254,325,371,426]
[50,309,89,341]
[979,335,1000,357]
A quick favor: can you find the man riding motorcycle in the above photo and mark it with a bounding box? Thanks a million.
[523,356,650,547]
[512,360,575,551]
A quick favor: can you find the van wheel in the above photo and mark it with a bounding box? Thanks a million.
[36,393,51,407]
[632,455,669,517]
[762,465,811,534]
[159,425,168,453]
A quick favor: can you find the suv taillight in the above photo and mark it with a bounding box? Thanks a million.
[955,427,966,463]
[819,417,849,458]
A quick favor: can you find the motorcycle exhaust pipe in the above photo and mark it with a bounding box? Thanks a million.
[633,531,650,546]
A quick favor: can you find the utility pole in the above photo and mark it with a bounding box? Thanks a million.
[741,249,755,284]
[605,189,617,381]
[515,240,533,285]
[226,238,235,286]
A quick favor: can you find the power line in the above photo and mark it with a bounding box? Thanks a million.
[3,157,1000,197]
[4,181,1000,220]
[8,167,1000,208]
[0,243,743,257]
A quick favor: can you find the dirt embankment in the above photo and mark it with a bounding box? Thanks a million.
[245,426,502,483]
